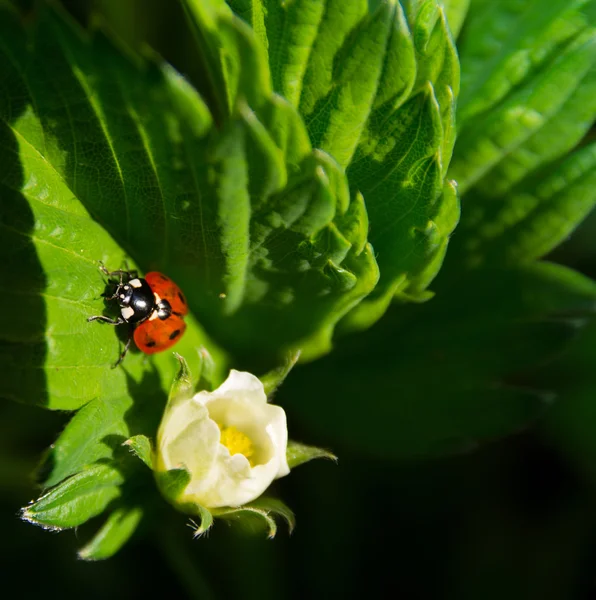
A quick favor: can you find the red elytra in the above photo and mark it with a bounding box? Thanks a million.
[87,264,189,367]
[134,272,188,354]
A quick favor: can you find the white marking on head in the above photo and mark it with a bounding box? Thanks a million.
[129,278,142,288]
[153,293,162,303]
[148,309,160,321]
[121,306,135,320]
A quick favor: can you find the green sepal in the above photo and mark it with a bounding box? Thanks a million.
[123,435,153,469]
[197,346,218,392]
[155,468,215,536]
[213,506,277,538]
[155,467,191,507]
[188,504,215,537]
[286,440,337,469]
[212,496,295,538]
[248,496,296,534]
[260,350,301,397]
[168,354,194,409]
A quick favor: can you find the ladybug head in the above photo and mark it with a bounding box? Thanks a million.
[113,282,134,307]
[102,283,133,306]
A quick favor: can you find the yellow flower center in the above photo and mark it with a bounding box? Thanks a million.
[218,424,255,467]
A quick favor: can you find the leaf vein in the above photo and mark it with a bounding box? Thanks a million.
[66,63,132,244]
[0,221,98,266]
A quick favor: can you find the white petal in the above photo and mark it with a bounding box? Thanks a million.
[158,397,209,445]
[266,405,290,478]
[157,401,220,476]
[193,449,280,508]
[209,370,267,405]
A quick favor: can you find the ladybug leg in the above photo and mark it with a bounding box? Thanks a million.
[101,289,119,301]
[121,260,138,280]
[98,262,135,284]
[112,331,133,369]
[107,269,131,280]
[87,315,126,325]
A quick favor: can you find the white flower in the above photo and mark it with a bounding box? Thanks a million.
[156,370,290,508]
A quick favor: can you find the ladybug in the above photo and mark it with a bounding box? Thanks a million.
[88,263,188,367]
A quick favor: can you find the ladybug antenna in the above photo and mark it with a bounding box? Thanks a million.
[98,261,110,276]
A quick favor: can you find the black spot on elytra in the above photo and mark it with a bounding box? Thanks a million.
[159,274,168,281]
[145,340,157,348]
[177,291,186,305]
[169,329,181,341]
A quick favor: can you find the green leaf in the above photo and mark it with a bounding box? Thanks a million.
[191,134,379,361]
[123,435,153,469]
[391,176,460,303]
[179,0,235,122]
[0,0,380,417]
[451,142,596,269]
[228,0,460,324]
[78,505,143,561]
[444,0,596,272]
[411,3,459,169]
[0,6,224,409]
[22,463,124,530]
[539,318,596,487]
[38,395,130,488]
[182,0,273,119]
[342,87,449,327]
[167,3,381,361]
[343,6,459,322]
[309,0,410,170]
[38,365,165,488]
[456,0,594,126]
[442,0,471,38]
[286,440,337,469]
[452,20,596,196]
[282,262,596,458]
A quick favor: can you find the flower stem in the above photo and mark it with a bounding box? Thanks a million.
[158,523,215,600]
